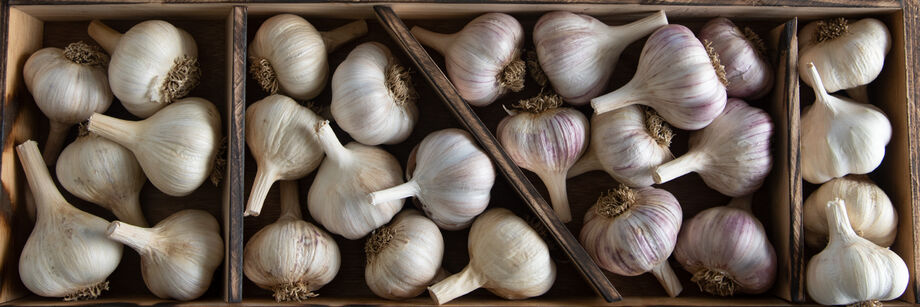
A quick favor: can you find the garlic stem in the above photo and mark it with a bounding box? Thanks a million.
[804,63,837,114]
[727,194,754,212]
[314,121,352,166]
[590,82,639,114]
[279,180,303,221]
[827,198,858,245]
[428,265,486,305]
[106,221,157,252]
[610,11,668,46]
[368,180,421,206]
[87,20,122,54]
[43,121,71,165]
[245,166,279,217]
[410,27,455,55]
[568,149,600,179]
[539,172,571,222]
[654,151,708,184]
[87,113,140,148]
[650,262,682,298]
[321,20,368,53]
[16,141,67,214]
[111,196,148,227]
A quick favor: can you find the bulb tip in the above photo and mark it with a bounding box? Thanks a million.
[105,221,122,236]
[244,209,260,217]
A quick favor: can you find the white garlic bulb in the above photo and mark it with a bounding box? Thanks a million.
[591,24,727,130]
[57,131,148,227]
[655,99,773,197]
[496,99,587,222]
[308,120,403,239]
[428,208,555,304]
[411,13,524,106]
[245,94,324,217]
[801,62,891,184]
[106,210,222,301]
[370,129,494,230]
[799,18,890,100]
[331,42,418,145]
[699,17,773,99]
[569,106,673,188]
[580,185,683,297]
[365,210,444,300]
[804,175,896,248]
[675,196,777,296]
[533,11,667,104]
[23,42,112,164]
[16,140,123,301]
[88,20,199,118]
[250,14,367,100]
[245,181,341,302]
[87,97,221,197]
[806,198,908,306]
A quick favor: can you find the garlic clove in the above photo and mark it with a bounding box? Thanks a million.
[804,175,897,248]
[799,18,891,94]
[699,18,773,99]
[365,210,444,300]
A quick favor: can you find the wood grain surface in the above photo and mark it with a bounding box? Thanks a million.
[6,0,904,8]
[224,5,246,303]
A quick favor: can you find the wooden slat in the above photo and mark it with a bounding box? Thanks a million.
[373,5,620,303]
[7,0,904,8]
[223,5,246,304]
[898,0,920,302]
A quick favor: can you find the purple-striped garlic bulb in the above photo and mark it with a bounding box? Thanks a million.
[411,13,524,106]
[580,184,683,297]
[591,24,727,130]
[496,97,588,223]
[654,98,772,197]
[699,17,773,99]
[569,106,673,188]
[675,196,777,296]
[533,11,667,105]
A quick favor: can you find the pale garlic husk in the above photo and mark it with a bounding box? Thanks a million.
[799,18,891,101]
[580,184,683,297]
[88,20,199,118]
[245,181,341,302]
[87,97,221,197]
[801,62,891,184]
[654,98,773,197]
[569,106,673,188]
[365,210,444,300]
[17,140,123,301]
[699,17,773,99]
[308,120,404,239]
[533,11,667,104]
[806,198,908,306]
[591,24,727,130]
[249,14,367,100]
[106,210,223,301]
[675,196,777,296]
[57,132,148,227]
[370,128,494,230]
[411,13,524,106]
[245,94,324,217]
[23,42,113,164]
[428,208,555,304]
[804,175,896,248]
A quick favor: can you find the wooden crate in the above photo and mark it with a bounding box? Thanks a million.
[0,1,917,306]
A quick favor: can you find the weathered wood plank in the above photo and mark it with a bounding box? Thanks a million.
[223,5,246,304]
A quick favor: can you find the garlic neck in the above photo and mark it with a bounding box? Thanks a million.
[654,150,708,184]
[428,265,487,305]
[321,20,369,53]
[591,81,639,114]
[369,180,420,206]
[690,268,738,296]
[595,184,636,219]
[63,41,109,67]
[16,141,69,215]
[568,148,600,179]
[87,20,122,55]
[727,195,754,213]
[245,165,279,217]
[107,221,159,254]
[43,121,72,165]
[314,121,352,166]
[606,11,668,50]
[110,195,149,227]
[278,180,303,221]
[804,63,838,114]
[826,198,859,245]
[87,113,140,149]
[410,26,455,56]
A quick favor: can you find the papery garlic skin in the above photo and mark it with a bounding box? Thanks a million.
[106,210,223,301]
[699,18,773,99]
[411,13,524,106]
[799,18,890,94]
[533,11,667,104]
[17,140,123,300]
[365,210,444,300]
[801,63,891,184]
[806,199,908,306]
[804,175,896,248]
[331,42,418,145]
[245,94,324,217]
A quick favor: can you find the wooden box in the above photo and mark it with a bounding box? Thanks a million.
[0,1,917,306]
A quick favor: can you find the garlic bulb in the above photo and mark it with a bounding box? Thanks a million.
[331,42,418,145]
[365,210,444,300]
[106,210,222,301]
[88,20,199,118]
[533,11,667,104]
[569,106,673,188]
[87,97,221,197]
[591,24,727,130]
[675,196,777,296]
[654,98,772,197]
[801,62,891,184]
[245,181,340,302]
[57,131,147,227]
[369,129,494,230]
[580,185,682,297]
[308,120,403,239]
[806,198,908,306]
[799,18,890,100]
[428,208,554,304]
[23,42,112,164]
[16,140,123,300]
[245,94,324,217]
[699,17,773,99]
[411,13,524,106]
[804,175,896,248]
[496,98,587,222]
[250,14,367,100]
